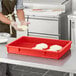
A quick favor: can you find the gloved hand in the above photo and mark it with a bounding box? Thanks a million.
[10,21,17,29]
[19,21,30,31]
[20,21,30,26]
[10,21,23,31]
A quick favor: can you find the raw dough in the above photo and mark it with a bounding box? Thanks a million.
[36,43,48,49]
[32,43,48,50]
[32,47,43,50]
[18,25,27,31]
[47,45,62,51]
[47,48,57,51]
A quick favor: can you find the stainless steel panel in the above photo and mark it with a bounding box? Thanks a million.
[28,18,59,35]
[23,0,30,3]
[28,33,59,39]
[68,15,76,44]
[28,16,59,20]
[72,0,76,11]
[71,21,76,44]
[24,0,69,5]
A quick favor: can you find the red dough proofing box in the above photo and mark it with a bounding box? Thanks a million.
[6,36,72,59]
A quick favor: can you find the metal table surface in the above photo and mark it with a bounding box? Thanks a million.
[0,38,76,76]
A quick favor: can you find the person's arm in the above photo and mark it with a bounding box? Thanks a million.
[0,13,11,24]
[0,1,11,25]
[16,0,28,25]
[16,9,25,22]
[0,13,21,30]
[0,1,22,31]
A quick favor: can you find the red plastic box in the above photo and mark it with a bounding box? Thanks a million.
[6,36,72,59]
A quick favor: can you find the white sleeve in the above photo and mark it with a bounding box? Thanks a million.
[16,0,24,10]
[0,0,2,12]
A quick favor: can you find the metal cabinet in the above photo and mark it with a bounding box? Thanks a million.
[68,15,76,44]
[71,21,76,44]
[28,16,60,39]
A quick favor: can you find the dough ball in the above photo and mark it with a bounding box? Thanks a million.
[47,48,57,52]
[36,43,48,49]
[32,47,43,50]
[49,45,62,51]
[18,25,27,31]
[32,43,48,50]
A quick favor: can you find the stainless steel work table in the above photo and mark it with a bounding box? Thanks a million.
[0,38,76,76]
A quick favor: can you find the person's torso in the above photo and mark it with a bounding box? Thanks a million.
[2,0,17,15]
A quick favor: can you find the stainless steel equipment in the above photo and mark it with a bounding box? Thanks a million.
[68,14,76,44]
[27,15,60,39]
[23,0,71,5]
[23,0,72,40]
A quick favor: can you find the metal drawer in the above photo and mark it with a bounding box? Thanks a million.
[28,18,59,35]
[28,33,59,39]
